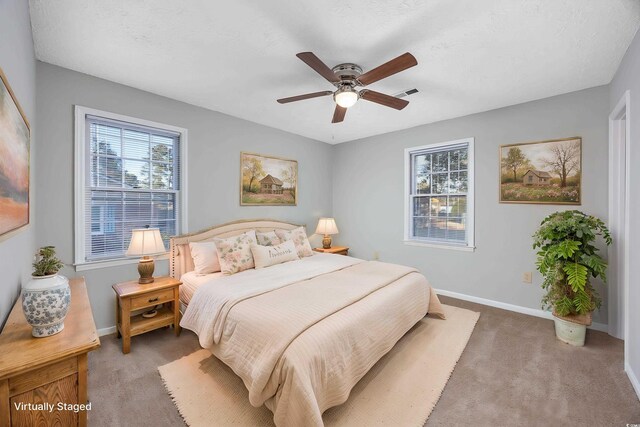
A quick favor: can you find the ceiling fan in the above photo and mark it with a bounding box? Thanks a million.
[277,52,418,123]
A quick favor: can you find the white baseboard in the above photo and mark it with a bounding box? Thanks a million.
[626,363,640,401]
[96,291,609,336]
[435,288,609,333]
[97,326,116,337]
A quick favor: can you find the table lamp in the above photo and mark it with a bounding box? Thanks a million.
[126,227,166,284]
[315,218,339,249]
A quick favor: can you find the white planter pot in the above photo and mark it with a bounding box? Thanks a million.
[553,315,587,347]
[21,274,71,337]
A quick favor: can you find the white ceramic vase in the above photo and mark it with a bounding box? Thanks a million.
[553,314,586,347]
[21,274,71,337]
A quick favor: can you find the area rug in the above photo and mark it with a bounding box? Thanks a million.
[158,304,479,426]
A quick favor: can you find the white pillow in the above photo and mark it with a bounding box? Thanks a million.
[275,227,314,258]
[256,230,282,246]
[214,230,257,275]
[251,240,299,269]
[189,241,221,274]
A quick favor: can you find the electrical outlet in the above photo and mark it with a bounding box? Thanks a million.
[522,272,532,284]
[373,251,379,261]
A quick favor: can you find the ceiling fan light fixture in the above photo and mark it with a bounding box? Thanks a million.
[334,87,358,108]
[278,51,418,122]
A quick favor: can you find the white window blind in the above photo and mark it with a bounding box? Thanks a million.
[405,138,474,249]
[81,114,182,262]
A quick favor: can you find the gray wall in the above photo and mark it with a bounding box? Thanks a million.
[610,29,640,391]
[0,0,37,327]
[35,62,333,330]
[332,86,610,324]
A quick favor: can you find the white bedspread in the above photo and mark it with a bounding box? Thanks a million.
[181,253,363,348]
[180,253,443,426]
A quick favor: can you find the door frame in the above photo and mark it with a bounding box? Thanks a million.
[608,90,631,357]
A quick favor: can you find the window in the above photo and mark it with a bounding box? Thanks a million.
[75,106,187,269]
[404,138,474,250]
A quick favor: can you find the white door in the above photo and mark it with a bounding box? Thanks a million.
[608,91,631,374]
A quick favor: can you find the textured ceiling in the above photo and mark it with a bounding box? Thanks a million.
[29,0,640,144]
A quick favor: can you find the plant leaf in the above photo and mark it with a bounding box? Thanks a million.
[573,290,593,315]
[581,254,607,279]
[557,240,581,259]
[556,296,573,317]
[563,262,588,292]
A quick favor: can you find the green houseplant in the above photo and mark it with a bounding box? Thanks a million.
[532,210,611,346]
[32,246,64,276]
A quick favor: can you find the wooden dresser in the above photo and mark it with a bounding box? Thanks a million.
[0,277,100,427]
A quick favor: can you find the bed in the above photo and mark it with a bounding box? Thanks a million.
[171,219,444,427]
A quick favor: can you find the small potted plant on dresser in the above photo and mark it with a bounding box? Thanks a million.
[532,210,612,346]
[22,246,71,337]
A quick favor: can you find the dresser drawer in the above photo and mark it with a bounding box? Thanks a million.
[130,288,175,310]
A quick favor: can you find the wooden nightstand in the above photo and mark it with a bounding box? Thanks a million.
[314,246,349,256]
[112,276,181,354]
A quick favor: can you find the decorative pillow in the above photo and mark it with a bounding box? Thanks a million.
[214,231,257,275]
[256,230,282,246]
[275,227,314,258]
[251,240,299,269]
[189,241,221,274]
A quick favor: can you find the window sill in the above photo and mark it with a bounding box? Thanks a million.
[403,240,475,252]
[74,253,169,272]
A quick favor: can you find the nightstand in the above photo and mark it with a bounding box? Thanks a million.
[112,276,181,354]
[313,246,349,256]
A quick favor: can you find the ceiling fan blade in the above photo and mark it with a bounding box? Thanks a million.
[357,52,417,86]
[277,91,333,104]
[296,52,340,83]
[360,89,409,110]
[332,105,347,123]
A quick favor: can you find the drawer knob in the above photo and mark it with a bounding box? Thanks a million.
[148,297,159,303]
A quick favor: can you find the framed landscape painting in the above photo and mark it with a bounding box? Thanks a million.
[240,152,297,206]
[500,137,581,205]
[0,67,30,238]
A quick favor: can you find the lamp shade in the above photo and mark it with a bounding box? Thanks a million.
[315,218,339,235]
[126,228,166,257]
[334,89,358,108]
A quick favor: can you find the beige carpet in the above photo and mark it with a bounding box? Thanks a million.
[158,304,479,426]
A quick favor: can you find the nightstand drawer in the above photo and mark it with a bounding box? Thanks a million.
[130,288,175,310]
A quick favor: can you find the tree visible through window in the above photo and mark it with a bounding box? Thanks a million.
[406,139,474,248]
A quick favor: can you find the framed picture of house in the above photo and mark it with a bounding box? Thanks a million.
[499,137,581,205]
[240,152,297,206]
[0,66,30,239]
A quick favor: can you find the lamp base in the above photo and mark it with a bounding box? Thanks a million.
[322,235,332,249]
[138,257,155,284]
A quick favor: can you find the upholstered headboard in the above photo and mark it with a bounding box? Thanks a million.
[169,219,304,279]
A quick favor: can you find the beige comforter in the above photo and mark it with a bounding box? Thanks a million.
[181,255,444,427]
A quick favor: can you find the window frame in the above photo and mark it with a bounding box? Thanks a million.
[74,106,188,271]
[403,137,475,251]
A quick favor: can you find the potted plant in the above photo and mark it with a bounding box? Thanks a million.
[532,211,611,346]
[21,246,71,337]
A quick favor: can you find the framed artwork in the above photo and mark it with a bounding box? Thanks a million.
[240,152,297,206]
[499,137,581,205]
[0,66,30,238]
